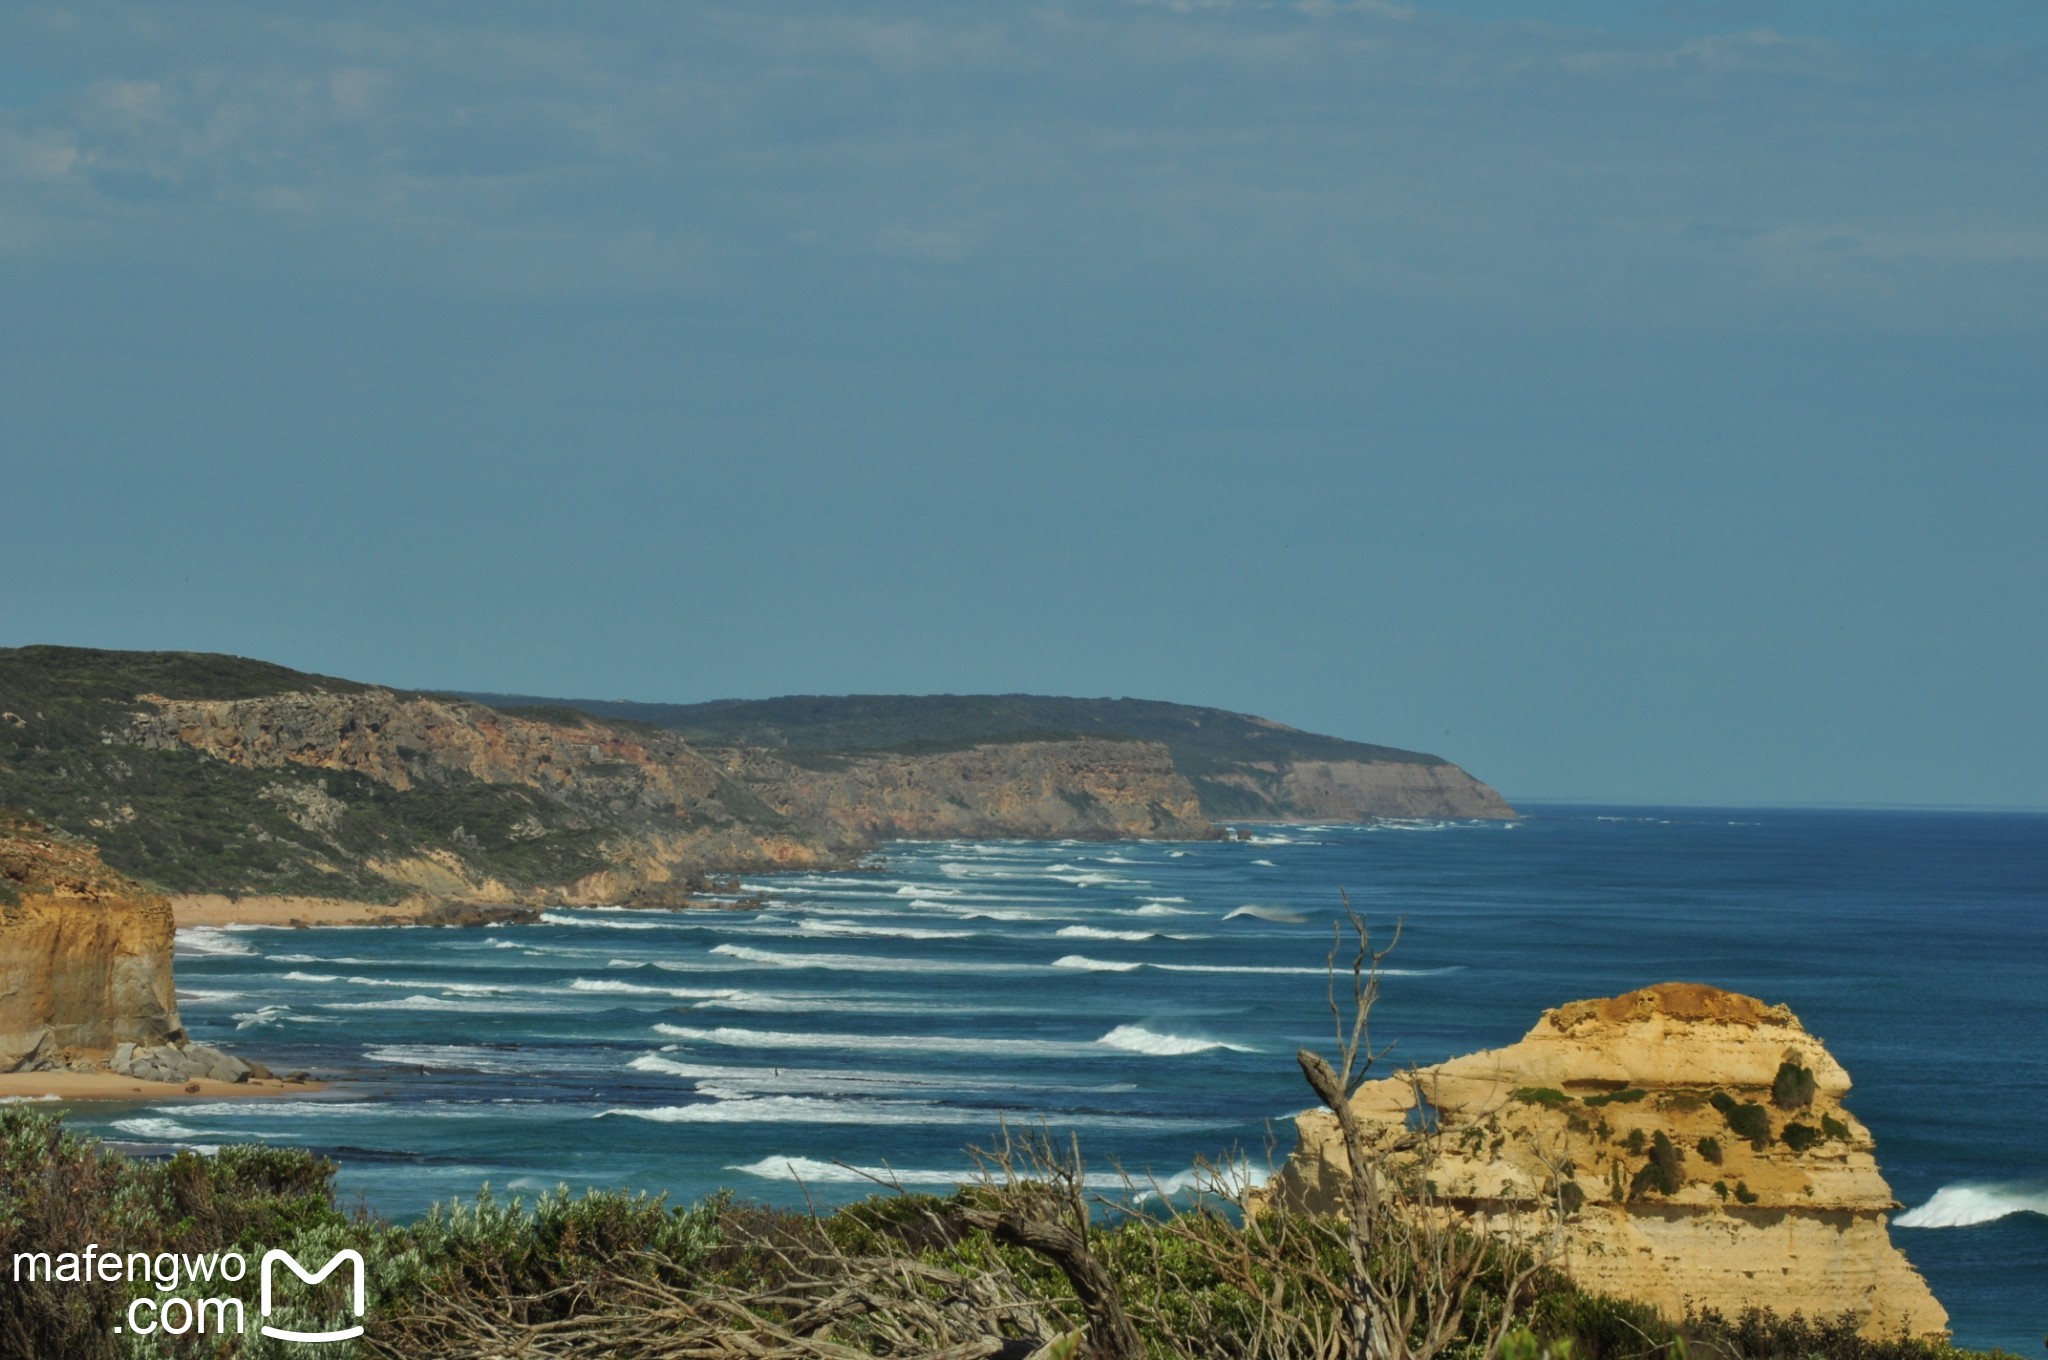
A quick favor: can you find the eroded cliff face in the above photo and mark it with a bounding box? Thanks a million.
[1265,983,1946,1339]
[1254,758,1513,821]
[127,691,1212,904]
[725,738,1215,841]
[0,820,180,1070]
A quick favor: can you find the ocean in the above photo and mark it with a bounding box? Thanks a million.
[60,806,2047,1351]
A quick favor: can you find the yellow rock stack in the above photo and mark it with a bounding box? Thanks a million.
[1266,982,1947,1339]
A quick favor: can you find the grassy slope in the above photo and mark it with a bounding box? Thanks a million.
[0,646,612,899]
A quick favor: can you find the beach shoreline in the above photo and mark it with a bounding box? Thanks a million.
[0,1071,325,1102]
[172,893,536,928]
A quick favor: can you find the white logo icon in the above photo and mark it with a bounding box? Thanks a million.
[258,1249,366,1343]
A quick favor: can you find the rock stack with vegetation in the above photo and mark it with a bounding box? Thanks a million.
[1264,981,1948,1340]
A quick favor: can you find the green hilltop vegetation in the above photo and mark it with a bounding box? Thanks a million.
[0,1106,2006,1360]
[0,645,615,900]
[459,691,1469,819]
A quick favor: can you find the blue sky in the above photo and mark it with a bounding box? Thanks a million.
[2,2,2043,807]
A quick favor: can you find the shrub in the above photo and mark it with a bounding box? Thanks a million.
[1582,1089,1647,1108]
[1733,1181,1759,1204]
[1514,1087,1573,1109]
[1771,1060,1819,1110]
[1627,1131,1684,1200]
[1710,1092,1773,1150]
[1697,1136,1723,1165]
[1821,1113,1851,1141]
[1781,1122,1824,1154]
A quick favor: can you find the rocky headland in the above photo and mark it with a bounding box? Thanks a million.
[461,690,1518,823]
[3,646,1500,922]
[0,816,290,1093]
[1264,982,1947,1339]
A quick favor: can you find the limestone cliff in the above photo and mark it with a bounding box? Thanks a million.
[128,689,863,904]
[115,682,1209,904]
[1207,757,1514,822]
[0,817,180,1070]
[722,738,1214,841]
[1265,983,1946,1339]
[458,691,1519,823]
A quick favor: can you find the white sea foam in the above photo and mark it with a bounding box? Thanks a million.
[540,911,683,931]
[232,1005,335,1030]
[729,1156,974,1186]
[1896,1182,2048,1229]
[112,1118,206,1140]
[653,1023,1088,1058]
[1055,925,1163,942]
[1154,962,1330,976]
[364,1045,530,1075]
[1052,955,1141,972]
[1097,1025,1254,1056]
[1250,858,1276,866]
[1224,905,1310,924]
[1133,905,1191,917]
[282,971,339,983]
[175,927,256,957]
[797,918,974,941]
[600,1096,995,1127]
[710,944,1020,974]
[0,1094,60,1104]
[176,988,245,1004]
[322,993,532,1013]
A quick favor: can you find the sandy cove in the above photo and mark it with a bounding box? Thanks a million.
[0,1071,323,1101]
[171,893,538,928]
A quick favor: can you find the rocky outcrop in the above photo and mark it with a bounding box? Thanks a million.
[110,1040,250,1085]
[725,738,1215,841]
[125,688,1212,905]
[1265,984,1946,1339]
[1206,757,1514,822]
[0,819,181,1071]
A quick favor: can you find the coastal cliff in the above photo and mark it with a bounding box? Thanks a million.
[723,737,1212,841]
[0,816,180,1070]
[1265,983,1947,1339]
[0,648,1218,911]
[461,691,1518,822]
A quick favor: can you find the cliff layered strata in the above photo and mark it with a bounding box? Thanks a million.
[1209,757,1515,822]
[725,738,1215,841]
[1265,983,1946,1339]
[0,819,180,1070]
[122,688,1211,903]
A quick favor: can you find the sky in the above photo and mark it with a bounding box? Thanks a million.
[2,2,2043,809]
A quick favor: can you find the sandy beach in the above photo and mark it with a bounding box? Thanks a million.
[0,1071,324,1102]
[170,893,426,928]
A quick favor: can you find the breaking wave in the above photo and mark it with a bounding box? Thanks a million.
[1225,905,1309,924]
[710,944,1020,974]
[175,927,256,957]
[1052,955,1141,972]
[651,1023,1086,1058]
[364,1044,532,1074]
[797,918,974,941]
[1896,1182,2048,1229]
[1097,1024,1254,1056]
[1056,925,1163,942]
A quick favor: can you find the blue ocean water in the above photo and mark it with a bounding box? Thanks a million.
[58,807,2047,1351]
